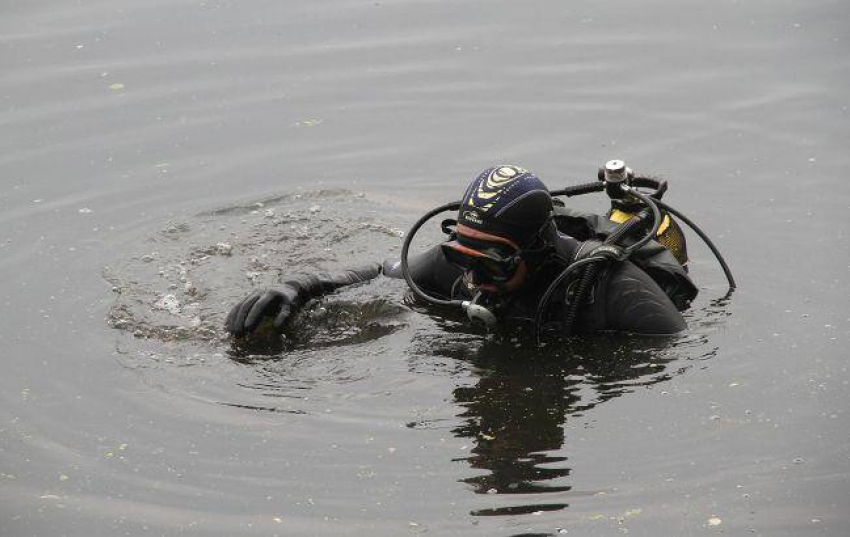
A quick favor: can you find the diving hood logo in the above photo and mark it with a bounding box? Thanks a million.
[462,210,484,225]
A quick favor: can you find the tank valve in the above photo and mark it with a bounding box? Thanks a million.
[601,159,634,201]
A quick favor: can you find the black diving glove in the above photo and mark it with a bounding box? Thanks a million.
[225,263,383,339]
[225,287,299,338]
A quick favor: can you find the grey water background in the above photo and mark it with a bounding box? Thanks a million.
[2,0,849,535]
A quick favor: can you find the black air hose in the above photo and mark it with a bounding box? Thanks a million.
[534,256,606,344]
[618,187,662,254]
[606,208,652,246]
[653,199,736,290]
[561,262,598,336]
[550,181,604,198]
[560,208,652,335]
[401,201,463,307]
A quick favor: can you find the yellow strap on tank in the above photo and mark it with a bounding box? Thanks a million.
[609,209,671,236]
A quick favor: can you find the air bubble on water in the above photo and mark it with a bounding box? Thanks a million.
[153,294,181,315]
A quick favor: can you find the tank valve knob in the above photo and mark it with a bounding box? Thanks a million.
[604,159,632,183]
[602,159,634,200]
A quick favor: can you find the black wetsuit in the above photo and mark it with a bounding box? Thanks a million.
[382,205,697,335]
[383,239,693,335]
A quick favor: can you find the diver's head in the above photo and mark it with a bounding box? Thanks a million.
[442,165,554,293]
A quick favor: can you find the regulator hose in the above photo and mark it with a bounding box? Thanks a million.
[653,199,737,290]
[545,187,663,341]
[560,261,599,337]
[618,185,662,254]
[559,208,649,336]
[550,181,604,198]
[400,200,463,307]
[534,256,607,344]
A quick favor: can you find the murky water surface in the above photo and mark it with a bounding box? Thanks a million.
[2,0,849,535]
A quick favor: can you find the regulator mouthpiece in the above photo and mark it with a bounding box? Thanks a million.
[462,299,498,329]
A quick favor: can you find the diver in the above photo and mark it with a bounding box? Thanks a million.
[226,163,733,341]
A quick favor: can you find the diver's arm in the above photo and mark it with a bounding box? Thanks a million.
[631,248,698,311]
[382,244,464,300]
[593,261,687,335]
[225,263,381,337]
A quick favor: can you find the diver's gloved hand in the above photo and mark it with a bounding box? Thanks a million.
[225,287,299,338]
[225,264,383,338]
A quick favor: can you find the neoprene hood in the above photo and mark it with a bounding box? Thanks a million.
[458,165,554,248]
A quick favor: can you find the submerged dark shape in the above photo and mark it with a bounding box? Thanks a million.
[226,160,732,344]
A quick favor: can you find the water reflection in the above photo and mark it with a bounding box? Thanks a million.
[415,329,697,517]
